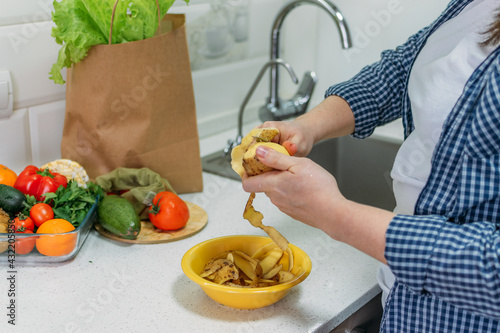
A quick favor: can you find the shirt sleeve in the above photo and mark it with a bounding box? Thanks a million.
[385,214,500,320]
[324,27,429,139]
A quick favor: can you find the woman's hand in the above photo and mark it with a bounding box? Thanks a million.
[256,120,314,157]
[242,144,345,232]
[255,95,356,157]
[241,144,395,264]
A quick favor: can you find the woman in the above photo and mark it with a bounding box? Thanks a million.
[241,0,500,331]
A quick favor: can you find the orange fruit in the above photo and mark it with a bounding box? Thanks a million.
[0,165,17,186]
[36,219,77,256]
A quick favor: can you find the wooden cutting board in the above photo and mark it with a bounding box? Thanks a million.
[94,201,208,244]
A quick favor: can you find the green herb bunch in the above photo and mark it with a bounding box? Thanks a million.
[28,181,104,227]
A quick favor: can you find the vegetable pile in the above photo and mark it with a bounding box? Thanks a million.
[97,190,190,240]
[49,0,189,84]
[1,162,193,255]
[0,163,103,256]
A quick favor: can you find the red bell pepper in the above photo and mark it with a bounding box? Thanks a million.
[14,165,68,201]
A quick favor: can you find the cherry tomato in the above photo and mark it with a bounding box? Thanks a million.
[14,230,36,255]
[13,214,35,232]
[148,191,190,231]
[30,203,54,227]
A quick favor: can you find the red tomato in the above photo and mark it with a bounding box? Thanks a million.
[13,215,35,232]
[30,203,54,227]
[15,230,36,255]
[148,191,190,231]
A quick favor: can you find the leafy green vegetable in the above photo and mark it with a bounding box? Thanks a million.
[42,181,104,227]
[49,0,189,84]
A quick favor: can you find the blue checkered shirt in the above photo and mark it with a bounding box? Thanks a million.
[326,0,500,331]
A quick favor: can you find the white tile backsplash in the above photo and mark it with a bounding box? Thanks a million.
[0,0,53,27]
[0,108,31,173]
[28,99,65,167]
[0,19,65,109]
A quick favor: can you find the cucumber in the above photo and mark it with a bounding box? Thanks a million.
[0,184,26,216]
[98,195,141,239]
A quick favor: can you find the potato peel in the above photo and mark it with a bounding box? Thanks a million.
[286,248,294,272]
[233,252,257,280]
[200,259,223,278]
[212,260,239,284]
[251,242,278,259]
[263,264,283,280]
[202,258,239,284]
[259,247,284,275]
[243,193,289,251]
[200,247,295,288]
[233,250,258,266]
[231,128,290,261]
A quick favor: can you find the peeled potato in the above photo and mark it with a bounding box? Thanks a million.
[243,142,290,176]
[231,127,280,178]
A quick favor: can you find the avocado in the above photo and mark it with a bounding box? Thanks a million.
[98,195,141,239]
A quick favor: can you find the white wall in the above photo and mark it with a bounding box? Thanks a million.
[0,0,449,174]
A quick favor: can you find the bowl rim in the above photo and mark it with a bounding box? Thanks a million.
[181,234,312,294]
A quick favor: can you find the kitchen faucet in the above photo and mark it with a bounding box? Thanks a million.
[232,0,352,146]
[201,0,352,180]
[260,0,352,122]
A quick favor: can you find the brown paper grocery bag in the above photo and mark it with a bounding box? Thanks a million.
[61,14,203,194]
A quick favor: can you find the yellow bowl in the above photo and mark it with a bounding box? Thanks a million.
[181,235,312,310]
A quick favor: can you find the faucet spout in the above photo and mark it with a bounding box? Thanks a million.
[265,0,352,120]
[271,0,351,60]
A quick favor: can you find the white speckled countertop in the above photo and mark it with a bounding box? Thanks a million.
[0,127,383,333]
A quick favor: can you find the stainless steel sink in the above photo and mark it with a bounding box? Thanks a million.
[309,136,399,211]
[202,135,400,210]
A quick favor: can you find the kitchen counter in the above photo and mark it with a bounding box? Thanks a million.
[0,123,383,332]
[0,171,381,333]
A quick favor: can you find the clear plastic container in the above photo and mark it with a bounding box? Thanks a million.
[0,200,97,264]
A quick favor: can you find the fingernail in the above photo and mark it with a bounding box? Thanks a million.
[256,146,268,159]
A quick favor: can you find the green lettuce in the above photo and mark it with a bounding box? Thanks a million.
[49,0,188,84]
